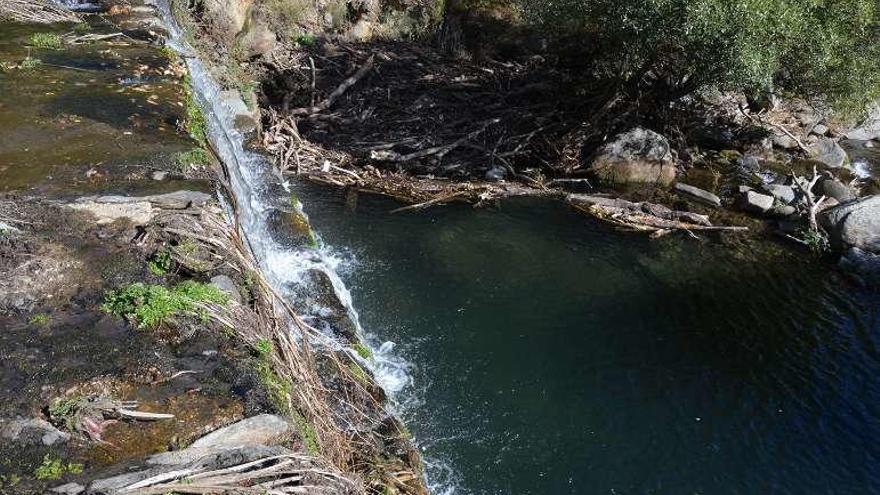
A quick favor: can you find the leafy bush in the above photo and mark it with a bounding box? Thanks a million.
[519,0,880,113]
[28,32,62,49]
[102,281,228,328]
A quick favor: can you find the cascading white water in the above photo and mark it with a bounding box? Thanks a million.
[150,2,454,492]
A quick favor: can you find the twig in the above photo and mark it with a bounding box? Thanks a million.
[290,55,375,116]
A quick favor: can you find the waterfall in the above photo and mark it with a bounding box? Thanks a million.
[149,1,455,492]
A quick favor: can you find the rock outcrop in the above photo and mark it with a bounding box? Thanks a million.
[588,128,677,185]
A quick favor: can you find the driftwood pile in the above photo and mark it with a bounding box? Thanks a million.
[0,0,79,23]
[260,40,603,197]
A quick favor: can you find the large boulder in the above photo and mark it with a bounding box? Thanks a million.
[808,137,848,168]
[201,0,253,39]
[815,177,856,203]
[588,128,676,186]
[819,195,880,252]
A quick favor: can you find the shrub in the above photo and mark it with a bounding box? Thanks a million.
[28,32,62,49]
[518,0,880,113]
[102,281,228,328]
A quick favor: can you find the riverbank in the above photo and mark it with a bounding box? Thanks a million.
[0,3,425,494]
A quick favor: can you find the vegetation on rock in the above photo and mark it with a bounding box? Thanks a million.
[101,281,228,328]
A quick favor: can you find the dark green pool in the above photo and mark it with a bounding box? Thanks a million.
[300,184,880,495]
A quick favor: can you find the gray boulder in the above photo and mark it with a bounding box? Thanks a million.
[819,195,880,252]
[763,184,797,205]
[0,417,69,446]
[737,190,775,214]
[815,177,856,203]
[674,183,721,207]
[809,137,848,168]
[588,128,676,185]
[846,104,880,141]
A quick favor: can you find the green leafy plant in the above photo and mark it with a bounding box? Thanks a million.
[48,396,82,430]
[73,23,90,35]
[20,57,41,70]
[101,281,228,328]
[28,313,49,326]
[28,33,63,50]
[148,248,173,276]
[33,454,82,481]
[174,148,209,171]
[181,73,206,145]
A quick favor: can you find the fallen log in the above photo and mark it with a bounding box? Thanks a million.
[568,194,748,235]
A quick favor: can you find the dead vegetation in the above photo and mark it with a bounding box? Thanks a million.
[0,0,79,24]
[260,39,605,204]
[151,203,424,494]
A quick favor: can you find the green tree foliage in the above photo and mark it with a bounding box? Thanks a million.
[518,0,880,112]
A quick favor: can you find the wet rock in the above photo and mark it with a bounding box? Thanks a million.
[286,268,358,342]
[588,128,676,185]
[808,137,848,168]
[812,124,829,136]
[737,190,775,214]
[839,247,880,286]
[762,184,797,205]
[815,177,856,203]
[819,195,880,252]
[674,183,721,207]
[51,482,85,495]
[0,417,70,446]
[219,89,258,133]
[210,275,242,304]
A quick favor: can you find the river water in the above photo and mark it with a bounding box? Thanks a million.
[300,185,880,495]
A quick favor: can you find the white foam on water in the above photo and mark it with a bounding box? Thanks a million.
[153,2,461,492]
[853,159,873,179]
